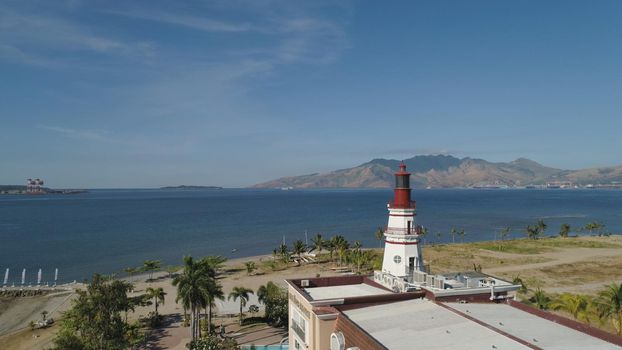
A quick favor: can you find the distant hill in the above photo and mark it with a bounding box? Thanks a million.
[160,185,223,190]
[251,155,622,189]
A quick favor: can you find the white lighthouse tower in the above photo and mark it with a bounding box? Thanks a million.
[381,162,424,278]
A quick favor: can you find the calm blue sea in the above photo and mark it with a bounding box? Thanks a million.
[1,188,621,283]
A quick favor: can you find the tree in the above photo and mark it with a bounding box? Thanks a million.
[531,288,550,310]
[248,304,259,318]
[173,256,217,341]
[418,226,428,245]
[228,287,254,325]
[537,219,547,237]
[550,293,589,321]
[204,278,225,333]
[525,225,540,240]
[53,274,142,349]
[188,336,240,350]
[498,226,511,250]
[276,243,289,263]
[310,233,325,252]
[142,260,161,281]
[257,281,288,327]
[559,223,571,238]
[450,227,458,243]
[165,265,179,279]
[146,287,166,318]
[327,237,337,263]
[198,256,227,278]
[451,227,465,243]
[593,282,622,335]
[374,227,384,248]
[331,235,349,266]
[244,261,256,275]
[292,240,306,259]
[124,267,137,283]
[512,275,527,294]
[585,221,606,236]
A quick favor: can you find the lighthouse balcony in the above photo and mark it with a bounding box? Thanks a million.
[384,226,422,235]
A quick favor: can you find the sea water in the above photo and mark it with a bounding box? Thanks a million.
[0,188,621,283]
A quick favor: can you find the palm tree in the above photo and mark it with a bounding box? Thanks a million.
[459,229,466,242]
[559,223,571,238]
[450,227,458,243]
[245,261,256,275]
[292,240,306,259]
[204,278,224,333]
[531,288,550,310]
[257,281,281,305]
[537,219,547,237]
[146,287,166,317]
[124,267,137,283]
[585,221,605,236]
[332,235,349,266]
[229,286,254,325]
[549,293,588,321]
[310,233,325,253]
[142,260,161,281]
[525,225,540,240]
[328,236,338,263]
[172,256,213,341]
[198,256,227,278]
[418,226,428,245]
[498,226,511,250]
[451,228,465,243]
[374,227,384,248]
[594,282,622,335]
[277,243,289,263]
[164,265,179,279]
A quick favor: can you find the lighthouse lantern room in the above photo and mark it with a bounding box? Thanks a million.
[381,162,424,278]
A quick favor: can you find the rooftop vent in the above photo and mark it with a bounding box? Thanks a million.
[301,279,310,287]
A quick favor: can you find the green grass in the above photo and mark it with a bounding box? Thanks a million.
[471,237,621,255]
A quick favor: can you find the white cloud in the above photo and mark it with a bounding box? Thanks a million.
[0,8,155,65]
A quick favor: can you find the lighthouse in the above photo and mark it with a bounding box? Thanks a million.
[381,162,424,278]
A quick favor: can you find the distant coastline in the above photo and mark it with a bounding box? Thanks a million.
[159,185,223,190]
[0,185,87,195]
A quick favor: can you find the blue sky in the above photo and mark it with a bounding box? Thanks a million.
[1,0,621,188]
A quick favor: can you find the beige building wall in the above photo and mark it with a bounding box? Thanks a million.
[288,285,337,350]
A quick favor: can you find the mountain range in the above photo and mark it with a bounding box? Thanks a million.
[252,155,622,188]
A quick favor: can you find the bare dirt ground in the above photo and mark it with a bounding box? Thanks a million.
[424,235,622,295]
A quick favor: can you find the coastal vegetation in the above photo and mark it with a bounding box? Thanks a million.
[52,274,147,349]
[172,255,227,341]
[515,280,622,335]
[228,287,254,325]
[257,281,288,327]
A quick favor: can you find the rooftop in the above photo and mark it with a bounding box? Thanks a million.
[446,302,621,350]
[342,298,621,350]
[304,282,391,300]
[343,299,529,350]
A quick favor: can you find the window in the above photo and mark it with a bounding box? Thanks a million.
[291,308,307,344]
[393,255,401,264]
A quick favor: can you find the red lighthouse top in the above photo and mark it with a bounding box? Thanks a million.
[391,161,415,209]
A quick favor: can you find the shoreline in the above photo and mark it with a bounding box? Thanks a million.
[3,235,622,349]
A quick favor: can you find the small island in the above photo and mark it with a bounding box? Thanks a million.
[159,185,223,190]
